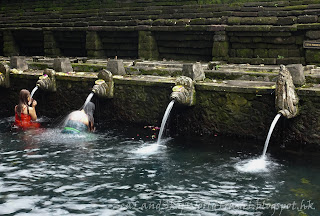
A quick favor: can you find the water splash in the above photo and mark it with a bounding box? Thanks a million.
[82,92,94,109]
[134,138,171,155]
[30,86,39,98]
[156,100,175,145]
[235,157,269,173]
[262,113,282,157]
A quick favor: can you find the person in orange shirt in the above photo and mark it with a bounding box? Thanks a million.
[14,89,40,129]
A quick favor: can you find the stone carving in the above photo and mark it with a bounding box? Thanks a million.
[10,56,28,71]
[0,62,10,88]
[36,69,56,92]
[170,76,195,106]
[106,59,126,75]
[53,58,73,72]
[92,69,114,98]
[275,65,299,119]
[286,64,305,86]
[182,62,205,81]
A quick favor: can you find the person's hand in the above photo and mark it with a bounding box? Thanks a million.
[32,99,37,107]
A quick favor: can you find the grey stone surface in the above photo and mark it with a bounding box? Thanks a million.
[107,59,126,75]
[53,58,73,72]
[276,65,299,119]
[306,30,320,39]
[10,56,28,71]
[286,64,306,86]
[0,62,10,88]
[182,62,205,81]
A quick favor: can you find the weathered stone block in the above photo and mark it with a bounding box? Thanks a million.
[269,49,288,58]
[277,17,297,25]
[236,49,253,58]
[87,50,105,57]
[176,19,191,26]
[288,49,301,57]
[212,42,229,59]
[242,17,278,25]
[86,31,102,50]
[271,37,296,44]
[182,62,205,81]
[298,15,318,23]
[227,17,242,25]
[250,58,277,65]
[306,50,320,63]
[306,30,320,39]
[286,64,306,86]
[277,57,303,65]
[10,56,28,71]
[254,49,268,58]
[190,18,206,25]
[107,59,126,75]
[53,58,73,72]
[213,34,227,42]
[252,37,263,43]
[138,31,159,60]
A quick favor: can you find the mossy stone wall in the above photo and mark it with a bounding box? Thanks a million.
[2,74,320,148]
[0,32,3,56]
[1,0,320,64]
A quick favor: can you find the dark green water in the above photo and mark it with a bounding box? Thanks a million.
[0,117,319,215]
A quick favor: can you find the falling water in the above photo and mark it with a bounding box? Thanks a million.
[262,113,282,157]
[82,92,94,109]
[156,100,175,145]
[30,86,39,98]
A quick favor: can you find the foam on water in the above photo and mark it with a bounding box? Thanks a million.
[134,138,170,155]
[235,157,270,173]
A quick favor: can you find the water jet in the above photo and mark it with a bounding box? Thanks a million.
[262,64,299,157]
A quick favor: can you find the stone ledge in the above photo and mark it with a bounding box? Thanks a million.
[226,25,297,32]
[195,80,276,94]
[114,75,175,86]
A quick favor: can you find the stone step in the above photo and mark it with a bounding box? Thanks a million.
[134,61,184,68]
[217,64,281,73]
[205,69,278,82]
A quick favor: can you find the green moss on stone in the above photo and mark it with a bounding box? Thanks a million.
[236,49,253,58]
[212,42,229,59]
[306,50,320,63]
[72,63,105,72]
[283,5,308,10]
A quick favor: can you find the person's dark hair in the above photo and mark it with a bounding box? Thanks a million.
[84,102,95,129]
[16,89,30,118]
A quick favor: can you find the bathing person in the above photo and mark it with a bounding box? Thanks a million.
[14,89,40,129]
[62,102,95,134]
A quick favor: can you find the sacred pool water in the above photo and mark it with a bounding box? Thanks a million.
[0,117,319,215]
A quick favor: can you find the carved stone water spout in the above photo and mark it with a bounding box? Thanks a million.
[275,65,299,119]
[170,76,195,106]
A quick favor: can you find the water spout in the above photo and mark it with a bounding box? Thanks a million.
[36,69,56,92]
[0,62,10,88]
[262,113,282,158]
[275,65,299,119]
[157,100,175,145]
[92,69,114,98]
[170,76,195,106]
